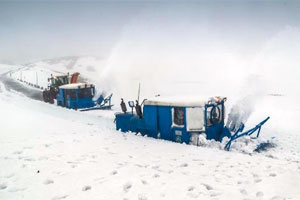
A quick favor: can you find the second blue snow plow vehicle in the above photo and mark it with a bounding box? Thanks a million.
[56,83,113,111]
[115,96,269,151]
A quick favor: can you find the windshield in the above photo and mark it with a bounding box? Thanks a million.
[78,87,94,98]
[51,76,68,86]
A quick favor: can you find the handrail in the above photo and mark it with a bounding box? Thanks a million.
[224,117,270,151]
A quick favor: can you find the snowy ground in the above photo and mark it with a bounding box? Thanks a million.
[1,66,300,200]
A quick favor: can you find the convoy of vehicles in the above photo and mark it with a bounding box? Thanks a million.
[43,72,113,110]
[13,70,270,151]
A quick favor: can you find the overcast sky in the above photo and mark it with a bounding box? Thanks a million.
[0,1,299,63]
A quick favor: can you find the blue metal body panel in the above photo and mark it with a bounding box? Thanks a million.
[56,87,95,109]
[206,123,224,141]
[115,102,225,144]
[171,127,190,144]
[116,103,223,143]
[116,113,133,132]
[204,103,225,141]
[130,115,147,134]
[115,99,269,151]
[143,105,158,138]
[157,106,172,141]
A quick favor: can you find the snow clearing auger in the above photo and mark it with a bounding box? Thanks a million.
[42,72,80,103]
[115,96,270,151]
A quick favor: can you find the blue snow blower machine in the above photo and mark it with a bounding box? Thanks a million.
[56,83,113,111]
[115,96,269,151]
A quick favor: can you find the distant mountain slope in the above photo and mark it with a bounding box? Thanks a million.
[25,56,106,83]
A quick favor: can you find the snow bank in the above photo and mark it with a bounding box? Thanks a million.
[0,85,300,200]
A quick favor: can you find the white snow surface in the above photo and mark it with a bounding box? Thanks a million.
[7,56,107,96]
[59,83,93,89]
[1,65,300,200]
[9,66,64,90]
[26,56,106,83]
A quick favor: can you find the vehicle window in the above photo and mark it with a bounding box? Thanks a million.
[63,77,68,84]
[78,89,84,98]
[70,90,76,99]
[51,78,55,85]
[206,104,223,126]
[186,107,204,131]
[83,88,92,98]
[91,87,95,96]
[217,104,223,123]
[78,88,93,98]
[206,106,213,126]
[174,107,184,126]
[56,78,63,86]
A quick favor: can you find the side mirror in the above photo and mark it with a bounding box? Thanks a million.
[120,98,127,113]
[128,101,135,115]
[128,101,134,108]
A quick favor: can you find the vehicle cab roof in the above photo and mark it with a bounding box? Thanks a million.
[59,83,94,90]
[144,96,226,107]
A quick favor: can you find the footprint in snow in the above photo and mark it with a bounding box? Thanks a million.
[255,178,262,183]
[82,185,92,191]
[134,164,144,168]
[240,189,247,195]
[13,150,23,155]
[153,174,160,178]
[43,179,54,185]
[141,180,147,185]
[151,165,160,170]
[180,163,188,167]
[111,170,118,175]
[123,182,132,192]
[187,186,195,191]
[24,158,36,162]
[202,184,213,191]
[103,147,109,151]
[210,192,221,197]
[70,164,77,168]
[0,183,7,190]
[44,144,51,148]
[270,196,285,200]
[256,191,264,197]
[269,173,277,177]
[52,195,68,200]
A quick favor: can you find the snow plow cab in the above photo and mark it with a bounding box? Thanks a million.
[56,83,113,111]
[43,72,80,103]
[57,83,95,109]
[115,96,269,151]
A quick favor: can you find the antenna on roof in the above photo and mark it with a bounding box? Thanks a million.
[137,83,141,104]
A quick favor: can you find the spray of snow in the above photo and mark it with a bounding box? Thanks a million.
[226,75,267,130]
[97,11,300,111]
